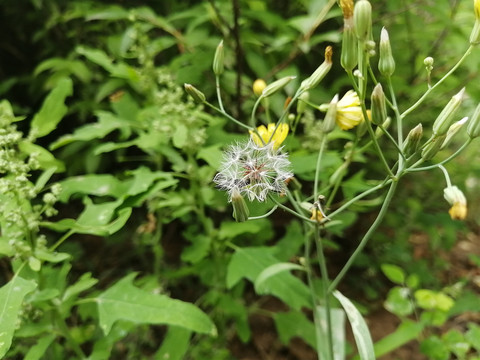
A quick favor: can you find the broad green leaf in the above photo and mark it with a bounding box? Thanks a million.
[316,306,346,360]
[334,290,375,360]
[466,323,480,351]
[34,58,91,83]
[125,167,175,196]
[96,273,216,336]
[420,335,450,360]
[62,273,98,302]
[274,311,317,350]
[0,276,37,358]
[414,289,454,311]
[218,219,272,240]
[154,326,191,360]
[172,124,188,148]
[24,334,56,360]
[76,46,115,73]
[34,248,70,263]
[384,286,414,317]
[76,198,123,227]
[181,234,211,264]
[227,247,311,310]
[58,174,128,202]
[254,262,305,293]
[34,167,58,192]
[380,264,406,285]
[196,144,223,168]
[85,5,129,21]
[442,329,470,359]
[30,77,73,138]
[373,320,424,358]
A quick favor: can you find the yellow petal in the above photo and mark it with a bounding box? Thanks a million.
[449,202,467,220]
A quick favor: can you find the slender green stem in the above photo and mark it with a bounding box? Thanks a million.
[387,77,406,171]
[314,223,334,360]
[406,140,471,172]
[204,102,253,131]
[328,179,398,293]
[215,76,225,113]
[313,135,328,200]
[54,308,86,359]
[248,205,278,220]
[49,229,75,251]
[269,195,314,223]
[401,45,474,119]
[438,164,452,187]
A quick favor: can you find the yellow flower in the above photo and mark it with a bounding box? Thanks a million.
[449,202,467,220]
[253,79,267,96]
[475,0,480,20]
[310,208,325,222]
[444,185,467,220]
[336,90,365,130]
[250,123,289,149]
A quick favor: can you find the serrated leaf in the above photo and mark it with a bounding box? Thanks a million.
[0,276,37,358]
[96,273,216,336]
[334,290,375,360]
[30,77,73,138]
[58,174,128,202]
[63,273,98,302]
[226,247,310,310]
[381,264,406,285]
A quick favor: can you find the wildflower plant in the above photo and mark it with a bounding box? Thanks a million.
[187,0,480,359]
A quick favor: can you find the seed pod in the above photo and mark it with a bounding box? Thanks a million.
[371,83,387,125]
[322,94,339,133]
[231,189,250,222]
[354,0,372,41]
[184,83,206,103]
[341,18,358,72]
[262,76,296,98]
[442,117,468,149]
[378,27,395,77]
[467,103,480,138]
[213,40,224,76]
[402,123,423,156]
[432,88,465,136]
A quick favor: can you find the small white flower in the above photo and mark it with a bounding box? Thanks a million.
[213,139,293,202]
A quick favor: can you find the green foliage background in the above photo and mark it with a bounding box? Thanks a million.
[0,0,479,359]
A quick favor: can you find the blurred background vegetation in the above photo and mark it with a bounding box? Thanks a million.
[1,0,479,359]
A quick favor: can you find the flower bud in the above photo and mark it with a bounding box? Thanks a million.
[432,88,465,136]
[341,18,358,72]
[402,123,423,156]
[213,40,224,76]
[340,0,354,19]
[476,0,480,19]
[262,76,296,97]
[354,0,372,41]
[444,185,467,220]
[424,56,434,69]
[371,83,387,125]
[421,135,446,160]
[184,83,206,103]
[467,103,480,138]
[378,27,395,77]
[322,94,339,133]
[442,117,468,149]
[231,188,250,222]
[253,79,267,96]
[470,20,480,45]
[297,91,309,116]
[301,46,333,90]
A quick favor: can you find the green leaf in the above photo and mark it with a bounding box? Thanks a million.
[30,77,73,138]
[154,326,191,360]
[274,310,317,350]
[316,306,346,360]
[254,262,305,293]
[63,273,98,302]
[0,276,37,358]
[466,323,480,351]
[24,334,56,360]
[384,286,414,317]
[373,320,424,358]
[19,141,65,172]
[226,247,311,310]
[196,144,223,168]
[334,290,375,360]
[96,273,216,336]
[58,174,127,202]
[414,289,454,312]
[172,124,188,148]
[420,335,450,360]
[380,264,406,284]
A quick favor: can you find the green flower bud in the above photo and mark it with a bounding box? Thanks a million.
[470,21,480,45]
[421,135,446,161]
[424,56,434,68]
[442,117,468,149]
[432,88,465,136]
[375,117,391,138]
[341,18,358,72]
[322,94,339,133]
[213,40,225,76]
[378,27,395,77]
[262,76,296,97]
[184,83,206,103]
[301,46,333,90]
[371,83,387,125]
[231,189,249,222]
[354,0,372,41]
[467,103,480,138]
[402,123,423,156]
